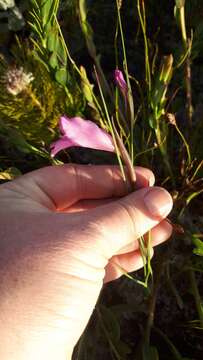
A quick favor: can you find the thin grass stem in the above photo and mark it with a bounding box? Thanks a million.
[137,0,151,92]
[174,122,191,165]
[189,268,203,328]
[96,308,122,360]
[94,67,126,181]
[116,0,134,162]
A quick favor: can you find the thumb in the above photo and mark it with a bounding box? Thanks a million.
[89,186,173,258]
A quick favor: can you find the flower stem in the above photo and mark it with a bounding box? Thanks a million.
[155,125,174,185]
[188,268,203,328]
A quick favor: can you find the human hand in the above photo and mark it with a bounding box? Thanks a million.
[0,165,173,359]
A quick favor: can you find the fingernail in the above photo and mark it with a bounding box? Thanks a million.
[148,176,154,187]
[144,187,173,218]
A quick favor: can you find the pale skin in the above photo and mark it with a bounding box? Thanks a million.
[0,164,173,359]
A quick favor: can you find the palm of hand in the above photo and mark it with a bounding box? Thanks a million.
[0,164,172,359]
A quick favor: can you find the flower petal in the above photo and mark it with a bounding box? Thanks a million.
[50,116,115,157]
[50,137,74,157]
[114,69,128,96]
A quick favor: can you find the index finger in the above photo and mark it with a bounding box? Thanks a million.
[8,164,155,210]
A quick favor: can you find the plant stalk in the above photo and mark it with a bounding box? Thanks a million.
[189,268,203,328]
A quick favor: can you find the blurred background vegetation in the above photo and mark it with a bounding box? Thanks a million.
[0,1,202,359]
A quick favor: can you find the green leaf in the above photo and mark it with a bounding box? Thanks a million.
[80,65,94,103]
[41,0,53,27]
[142,345,159,360]
[32,51,50,72]
[149,115,157,129]
[55,67,67,86]
[186,189,203,205]
[193,249,203,256]
[2,130,32,154]
[49,52,58,69]
[192,237,203,256]
[56,37,67,66]
[46,0,60,28]
[175,0,185,8]
[47,28,59,52]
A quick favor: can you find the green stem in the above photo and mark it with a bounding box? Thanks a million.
[116,0,134,161]
[116,0,132,99]
[185,54,193,127]
[96,308,121,360]
[189,268,203,328]
[190,160,203,183]
[55,15,107,123]
[166,264,184,309]
[144,253,164,345]
[177,4,193,126]
[153,326,182,360]
[175,123,191,165]
[155,125,174,185]
[180,6,187,48]
[94,67,126,182]
[137,0,151,92]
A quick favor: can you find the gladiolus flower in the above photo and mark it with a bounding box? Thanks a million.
[50,116,115,157]
[114,69,128,96]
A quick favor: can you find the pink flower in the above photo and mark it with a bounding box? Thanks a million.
[50,116,115,157]
[114,69,128,96]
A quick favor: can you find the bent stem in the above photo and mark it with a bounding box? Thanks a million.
[174,121,191,165]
